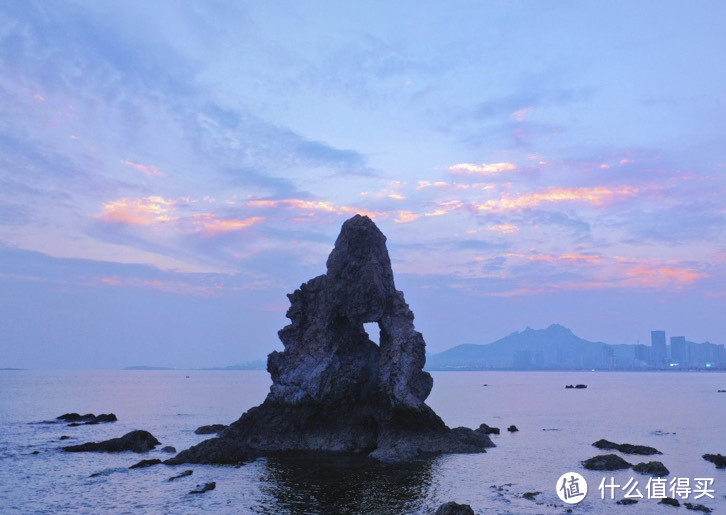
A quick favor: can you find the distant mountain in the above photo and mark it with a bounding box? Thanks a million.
[425,324,611,370]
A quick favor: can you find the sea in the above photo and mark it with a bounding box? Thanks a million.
[1,370,724,514]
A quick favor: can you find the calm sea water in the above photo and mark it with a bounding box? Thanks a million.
[0,370,724,514]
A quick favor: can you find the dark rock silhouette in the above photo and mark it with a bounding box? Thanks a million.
[593,439,661,455]
[633,461,669,476]
[507,425,518,433]
[129,458,162,469]
[161,446,177,453]
[169,469,193,481]
[194,424,227,435]
[63,430,160,453]
[522,491,541,500]
[168,215,494,464]
[582,454,632,470]
[434,501,475,515]
[684,502,713,512]
[189,482,215,494]
[57,413,117,425]
[660,497,680,507]
[702,453,726,469]
[477,423,500,435]
[565,384,587,389]
[617,498,638,505]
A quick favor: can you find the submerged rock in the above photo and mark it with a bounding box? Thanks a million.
[434,502,475,515]
[702,453,726,469]
[63,430,160,453]
[129,458,162,469]
[194,424,227,435]
[189,482,215,494]
[582,454,632,471]
[168,215,494,465]
[617,498,638,505]
[56,413,117,425]
[593,439,661,455]
[633,461,669,476]
[169,469,193,481]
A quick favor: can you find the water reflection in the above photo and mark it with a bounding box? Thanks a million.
[255,453,436,514]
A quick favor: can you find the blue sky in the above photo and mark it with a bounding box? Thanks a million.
[1,1,725,368]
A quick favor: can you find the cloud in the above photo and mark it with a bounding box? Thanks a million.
[98,196,176,225]
[192,214,265,237]
[121,159,165,177]
[449,162,517,175]
[473,185,639,212]
[487,223,519,234]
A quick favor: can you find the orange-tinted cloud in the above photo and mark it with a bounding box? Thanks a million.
[625,265,706,287]
[506,251,603,264]
[487,223,519,234]
[98,196,176,225]
[122,159,165,177]
[192,214,265,236]
[474,185,639,212]
[449,162,517,175]
[246,198,384,220]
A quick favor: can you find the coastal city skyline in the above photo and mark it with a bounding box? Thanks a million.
[2,2,725,369]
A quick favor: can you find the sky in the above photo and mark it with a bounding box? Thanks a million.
[1,1,725,369]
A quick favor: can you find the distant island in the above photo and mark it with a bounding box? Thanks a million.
[425,324,726,371]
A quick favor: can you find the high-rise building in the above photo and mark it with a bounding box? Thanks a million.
[651,330,667,367]
[670,336,688,366]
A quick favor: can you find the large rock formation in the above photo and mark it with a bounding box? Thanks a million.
[168,215,494,464]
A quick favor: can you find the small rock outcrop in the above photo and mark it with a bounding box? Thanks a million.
[189,482,216,494]
[660,497,680,507]
[593,439,661,455]
[168,215,494,464]
[684,502,713,513]
[434,502,476,515]
[161,446,177,453]
[617,498,638,505]
[477,423,500,435]
[507,425,518,433]
[702,453,726,469]
[129,459,162,469]
[169,470,193,481]
[633,461,669,476]
[63,430,160,453]
[57,413,117,426]
[582,454,632,470]
[194,424,227,435]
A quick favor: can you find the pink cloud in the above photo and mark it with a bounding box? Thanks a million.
[122,159,165,177]
[192,214,265,237]
[473,185,639,212]
[98,196,176,225]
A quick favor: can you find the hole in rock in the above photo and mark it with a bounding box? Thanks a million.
[363,322,380,346]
